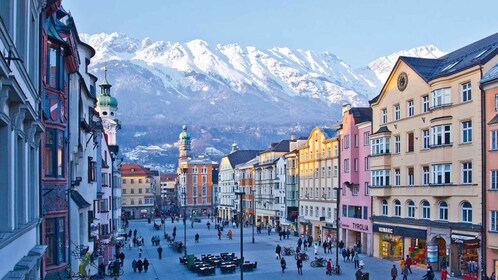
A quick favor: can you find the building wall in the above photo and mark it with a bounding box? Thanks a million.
[121,174,154,218]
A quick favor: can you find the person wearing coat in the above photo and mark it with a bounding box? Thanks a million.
[143,258,149,272]
[314,242,318,255]
[296,257,303,275]
[137,259,143,273]
[440,266,448,280]
[131,259,137,273]
[326,259,332,275]
[119,252,125,267]
[280,257,286,273]
[157,245,163,259]
[391,264,398,280]
[275,244,281,259]
[402,265,409,280]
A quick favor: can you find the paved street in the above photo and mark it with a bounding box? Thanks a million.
[117,218,431,280]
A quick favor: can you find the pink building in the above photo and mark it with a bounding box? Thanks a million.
[339,104,373,255]
[481,64,498,276]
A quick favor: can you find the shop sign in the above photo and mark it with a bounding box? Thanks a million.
[352,223,369,231]
[451,233,478,245]
[379,227,393,234]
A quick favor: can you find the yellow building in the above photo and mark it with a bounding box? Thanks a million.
[298,128,340,241]
[119,163,157,219]
[369,33,498,277]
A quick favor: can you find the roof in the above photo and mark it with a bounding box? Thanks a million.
[119,163,155,176]
[320,127,338,139]
[70,190,91,209]
[488,114,498,125]
[226,150,261,168]
[481,63,498,85]
[349,107,372,124]
[371,32,498,104]
[261,140,291,154]
[373,126,391,135]
[160,174,177,182]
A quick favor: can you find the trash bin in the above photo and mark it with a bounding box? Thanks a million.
[361,272,369,280]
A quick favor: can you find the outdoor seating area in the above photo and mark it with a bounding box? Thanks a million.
[179,252,257,276]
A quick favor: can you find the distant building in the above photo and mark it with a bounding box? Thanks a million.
[120,164,158,219]
[160,173,177,211]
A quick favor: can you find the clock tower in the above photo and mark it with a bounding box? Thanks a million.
[96,67,120,146]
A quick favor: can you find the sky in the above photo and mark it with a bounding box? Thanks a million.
[64,0,498,68]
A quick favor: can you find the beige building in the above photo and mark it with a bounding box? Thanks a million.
[369,33,498,278]
[298,128,340,241]
[119,163,157,219]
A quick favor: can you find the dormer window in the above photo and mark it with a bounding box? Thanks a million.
[441,61,460,72]
[131,168,135,172]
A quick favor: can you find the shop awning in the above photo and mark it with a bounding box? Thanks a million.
[451,233,477,240]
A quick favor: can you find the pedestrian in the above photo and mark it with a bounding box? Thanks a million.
[326,259,332,275]
[353,254,359,268]
[138,246,143,258]
[422,267,435,280]
[137,259,143,273]
[119,252,125,267]
[303,239,308,251]
[128,229,132,238]
[129,239,133,250]
[327,241,332,253]
[342,248,347,262]
[296,257,303,275]
[131,259,137,273]
[314,242,318,255]
[141,237,145,246]
[217,230,222,240]
[268,225,272,236]
[391,264,398,280]
[133,229,137,238]
[339,240,344,250]
[280,257,286,273]
[346,248,351,262]
[275,244,281,259]
[351,247,355,259]
[157,245,163,259]
[195,233,199,243]
[151,236,155,246]
[143,258,149,272]
[297,238,302,250]
[405,255,413,274]
[440,266,448,280]
[402,265,409,280]
[356,268,364,280]
[359,260,365,269]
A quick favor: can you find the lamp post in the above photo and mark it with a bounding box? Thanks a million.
[235,189,245,280]
[333,186,342,269]
[182,191,187,258]
[252,187,255,243]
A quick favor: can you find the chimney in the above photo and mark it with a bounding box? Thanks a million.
[342,103,351,116]
[230,142,239,154]
[290,134,296,140]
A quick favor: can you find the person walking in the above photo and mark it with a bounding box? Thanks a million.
[440,266,448,280]
[346,248,351,262]
[391,264,398,280]
[275,244,282,259]
[217,230,222,240]
[303,239,308,251]
[342,248,347,262]
[138,246,143,258]
[157,245,163,259]
[119,252,125,267]
[323,241,327,254]
[131,259,137,273]
[314,242,318,255]
[326,259,332,275]
[297,238,303,251]
[296,257,303,275]
[280,257,286,273]
[405,255,413,274]
[353,254,359,268]
[356,268,364,280]
[143,258,149,273]
[137,259,143,273]
[402,265,409,280]
[195,233,199,243]
[422,267,435,280]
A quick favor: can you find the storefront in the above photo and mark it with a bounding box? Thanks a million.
[374,224,426,261]
[300,221,312,237]
[450,234,479,279]
[322,224,338,244]
[341,221,371,254]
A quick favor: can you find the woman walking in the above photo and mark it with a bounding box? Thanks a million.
[280,257,286,273]
[296,257,303,275]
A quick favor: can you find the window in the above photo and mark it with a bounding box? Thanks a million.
[342,205,347,217]
[491,130,498,150]
[343,135,350,149]
[138,188,142,193]
[130,179,134,184]
[321,167,325,178]
[381,200,388,216]
[130,189,134,194]
[344,159,350,173]
[364,132,370,146]
[333,166,338,177]
[327,208,332,219]
[407,100,414,116]
[352,184,359,196]
[354,158,359,172]
[310,206,313,217]
[354,135,359,147]
[461,82,471,102]
[394,169,400,186]
[347,205,362,218]
[491,170,498,190]
[364,157,369,170]
[491,211,498,232]
[422,130,430,149]
[432,164,451,185]
[422,95,429,113]
[381,109,387,124]
[122,189,126,194]
[462,202,472,223]
[394,200,401,217]
[138,179,142,184]
[47,47,61,89]
[394,136,400,153]
[44,129,64,178]
[305,206,308,216]
[327,166,331,178]
[432,88,451,107]
[461,121,472,144]
[45,217,66,265]
[365,182,370,195]
[422,166,430,185]
[371,137,390,155]
[432,124,451,146]
[407,132,414,152]
[462,162,472,184]
[439,201,448,221]
[315,206,319,218]
[371,170,390,186]
[122,179,127,184]
[394,104,400,120]
[421,201,430,219]
[496,95,498,111]
[130,198,134,205]
[363,207,368,220]
[407,201,415,218]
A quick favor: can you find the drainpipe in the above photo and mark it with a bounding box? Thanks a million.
[479,64,487,279]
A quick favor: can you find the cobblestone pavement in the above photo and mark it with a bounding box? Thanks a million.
[115,218,442,280]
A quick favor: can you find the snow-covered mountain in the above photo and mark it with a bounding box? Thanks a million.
[80,33,445,169]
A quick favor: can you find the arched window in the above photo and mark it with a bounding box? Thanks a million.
[407,200,415,218]
[462,202,472,223]
[382,200,388,216]
[421,201,430,219]
[438,201,448,221]
[394,200,401,217]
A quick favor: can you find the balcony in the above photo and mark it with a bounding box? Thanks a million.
[369,184,478,198]
[369,154,391,169]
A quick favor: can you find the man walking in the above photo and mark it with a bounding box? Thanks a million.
[157,245,163,259]
[195,233,199,243]
[391,264,398,280]
[296,257,303,275]
[275,244,281,259]
[405,255,413,274]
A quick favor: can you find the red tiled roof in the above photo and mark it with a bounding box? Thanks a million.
[119,163,154,176]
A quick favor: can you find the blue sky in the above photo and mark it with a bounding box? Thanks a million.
[65,0,498,68]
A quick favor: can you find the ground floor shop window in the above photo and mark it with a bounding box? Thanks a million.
[408,238,427,266]
[450,239,479,278]
[380,233,403,260]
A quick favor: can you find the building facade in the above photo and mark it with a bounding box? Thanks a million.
[0,0,46,278]
[160,174,177,213]
[298,128,339,242]
[120,164,157,219]
[338,105,373,255]
[369,34,498,277]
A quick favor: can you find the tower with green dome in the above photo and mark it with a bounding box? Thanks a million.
[178,125,191,165]
[96,67,120,146]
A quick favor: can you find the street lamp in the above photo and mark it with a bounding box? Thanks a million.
[252,187,255,243]
[333,185,343,269]
[182,190,187,258]
[235,189,245,280]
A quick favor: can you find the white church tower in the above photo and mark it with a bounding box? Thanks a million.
[96,67,119,145]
